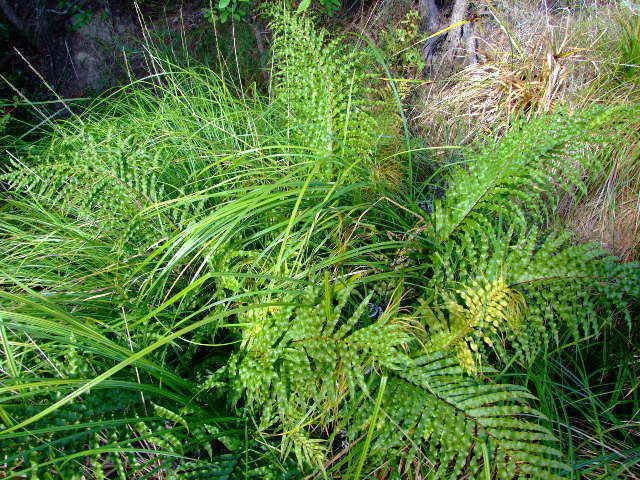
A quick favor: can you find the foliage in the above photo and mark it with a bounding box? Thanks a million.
[55,0,108,31]
[204,0,342,23]
[379,10,426,79]
[612,10,640,85]
[0,10,638,480]
[416,107,640,365]
[296,0,341,15]
[204,0,254,23]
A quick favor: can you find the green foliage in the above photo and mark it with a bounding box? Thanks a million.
[379,10,426,78]
[296,0,341,15]
[364,355,568,479]
[56,0,100,30]
[204,0,342,24]
[224,277,406,468]
[0,10,638,480]
[415,107,640,370]
[613,10,640,84]
[204,0,253,23]
[270,11,384,167]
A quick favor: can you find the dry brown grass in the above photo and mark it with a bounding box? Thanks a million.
[413,1,612,144]
[563,116,640,259]
[568,188,640,260]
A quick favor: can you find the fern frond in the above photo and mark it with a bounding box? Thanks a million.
[351,351,568,479]
[421,224,637,365]
[418,277,526,373]
[270,10,391,169]
[433,106,639,242]
[227,278,406,425]
[419,106,640,366]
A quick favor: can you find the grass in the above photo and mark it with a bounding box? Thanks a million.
[553,7,640,262]
[511,325,640,479]
[0,16,412,477]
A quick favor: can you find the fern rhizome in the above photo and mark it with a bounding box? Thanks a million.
[0,11,638,480]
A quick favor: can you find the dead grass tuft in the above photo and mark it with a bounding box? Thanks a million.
[568,188,640,261]
[413,1,610,144]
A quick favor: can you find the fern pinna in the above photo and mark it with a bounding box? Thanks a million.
[0,10,638,480]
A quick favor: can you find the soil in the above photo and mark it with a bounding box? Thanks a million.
[0,1,202,100]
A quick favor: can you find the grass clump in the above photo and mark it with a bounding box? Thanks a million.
[0,10,639,480]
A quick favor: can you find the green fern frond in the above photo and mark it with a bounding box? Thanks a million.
[421,226,636,366]
[418,106,640,367]
[349,351,568,479]
[433,106,640,242]
[418,277,525,373]
[270,10,392,169]
[227,277,406,424]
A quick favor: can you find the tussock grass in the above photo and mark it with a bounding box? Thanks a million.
[414,0,608,144]
[562,8,640,261]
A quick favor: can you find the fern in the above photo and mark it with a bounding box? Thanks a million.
[221,276,405,468]
[418,107,640,367]
[417,277,526,373]
[363,353,568,479]
[270,10,388,169]
[210,273,572,477]
[432,107,638,241]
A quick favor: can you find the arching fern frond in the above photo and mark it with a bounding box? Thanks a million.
[421,226,636,365]
[221,276,406,469]
[418,106,640,367]
[432,105,640,242]
[269,10,396,169]
[363,352,569,479]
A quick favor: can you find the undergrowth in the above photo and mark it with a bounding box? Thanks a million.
[0,9,638,480]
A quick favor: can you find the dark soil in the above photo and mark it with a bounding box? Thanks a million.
[0,1,209,102]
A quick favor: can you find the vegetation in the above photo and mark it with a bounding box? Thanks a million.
[0,3,639,479]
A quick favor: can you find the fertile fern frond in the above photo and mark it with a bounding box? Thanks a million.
[418,106,640,366]
[432,106,639,242]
